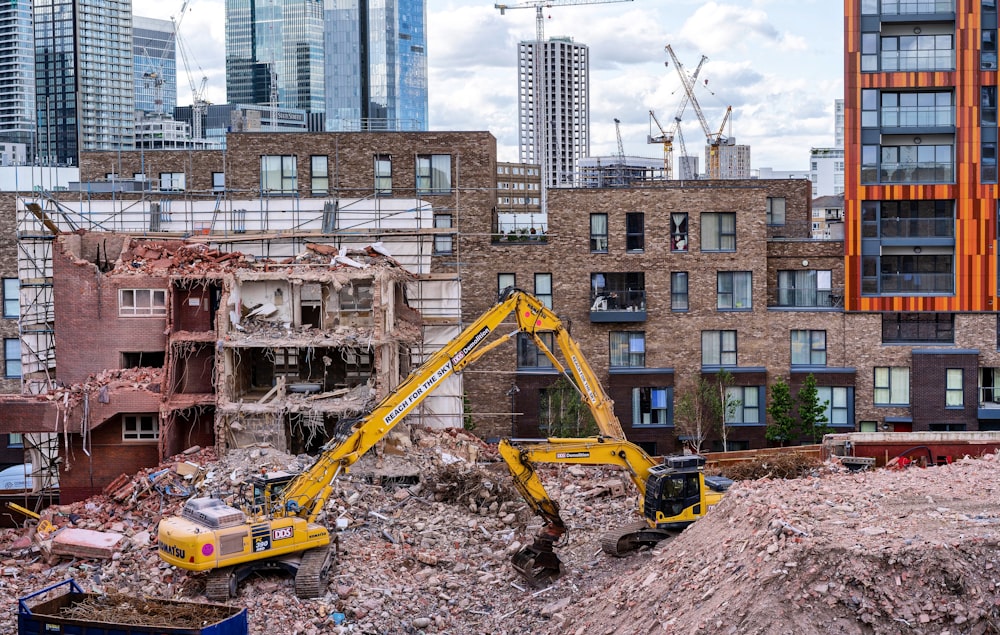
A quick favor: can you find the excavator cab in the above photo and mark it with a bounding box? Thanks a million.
[242,471,296,517]
[643,456,714,527]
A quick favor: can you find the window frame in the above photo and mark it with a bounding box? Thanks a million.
[158,172,185,191]
[119,289,167,317]
[790,330,827,366]
[590,213,609,253]
[625,212,644,252]
[946,368,964,407]
[261,155,297,194]
[701,212,736,252]
[375,154,392,195]
[610,331,645,368]
[671,272,689,311]
[670,213,689,252]
[212,172,225,192]
[416,154,451,194]
[701,330,737,366]
[816,386,852,426]
[122,414,159,442]
[3,278,18,319]
[534,273,552,309]
[4,338,20,378]
[874,366,910,406]
[498,273,516,297]
[517,332,555,369]
[310,155,329,196]
[717,271,752,310]
[725,386,761,425]
[766,197,786,226]
[632,386,672,427]
[433,213,454,255]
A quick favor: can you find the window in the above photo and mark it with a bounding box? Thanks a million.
[590,214,608,252]
[670,213,688,252]
[701,212,736,251]
[534,273,552,309]
[725,386,760,424]
[416,154,451,194]
[121,352,165,368]
[375,155,392,195]
[882,313,954,343]
[517,332,554,369]
[119,289,166,316]
[159,172,185,191]
[777,270,834,307]
[7,433,22,448]
[985,30,998,70]
[4,338,20,378]
[273,348,299,378]
[985,143,997,184]
[212,172,225,192]
[871,143,954,184]
[702,330,737,366]
[433,214,453,254]
[626,212,644,252]
[946,368,964,407]
[671,272,688,311]
[632,387,671,426]
[879,91,954,128]
[880,33,955,72]
[816,387,851,426]
[766,197,785,225]
[874,367,910,405]
[123,414,159,441]
[791,330,826,366]
[3,278,18,318]
[498,273,515,296]
[717,272,752,310]
[311,156,329,196]
[261,155,297,193]
[591,272,645,312]
[610,332,645,367]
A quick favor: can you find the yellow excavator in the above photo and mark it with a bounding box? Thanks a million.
[157,287,625,599]
[499,436,732,585]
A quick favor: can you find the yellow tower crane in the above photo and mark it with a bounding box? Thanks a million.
[664,44,732,180]
[649,54,706,180]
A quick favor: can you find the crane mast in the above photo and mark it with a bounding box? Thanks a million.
[648,54,706,179]
[172,0,209,140]
[664,44,731,179]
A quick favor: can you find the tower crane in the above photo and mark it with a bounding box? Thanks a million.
[172,0,210,140]
[495,0,633,204]
[613,118,626,186]
[664,44,732,180]
[648,54,706,180]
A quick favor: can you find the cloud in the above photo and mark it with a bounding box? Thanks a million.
[675,2,807,56]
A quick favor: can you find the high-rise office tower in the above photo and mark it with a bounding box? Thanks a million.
[34,0,134,165]
[324,0,428,131]
[844,0,988,311]
[518,36,589,189]
[133,16,177,117]
[0,0,35,155]
[226,0,326,116]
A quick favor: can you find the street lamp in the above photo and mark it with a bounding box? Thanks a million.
[506,383,520,437]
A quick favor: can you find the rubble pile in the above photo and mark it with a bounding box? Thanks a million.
[714,452,825,481]
[116,240,250,275]
[3,432,1000,634]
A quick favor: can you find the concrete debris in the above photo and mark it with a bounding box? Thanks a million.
[2,431,999,635]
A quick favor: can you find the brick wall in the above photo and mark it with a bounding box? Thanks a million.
[0,193,19,394]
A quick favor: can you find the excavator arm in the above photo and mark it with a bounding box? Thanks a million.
[497,437,660,584]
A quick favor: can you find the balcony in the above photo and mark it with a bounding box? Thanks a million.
[880,50,955,72]
[875,161,954,184]
[878,272,954,293]
[879,217,954,239]
[772,286,844,309]
[879,0,954,16]
[590,289,646,322]
[880,106,954,130]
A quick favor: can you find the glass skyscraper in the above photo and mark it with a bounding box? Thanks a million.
[133,16,177,117]
[323,0,428,131]
[0,0,35,153]
[226,0,326,116]
[34,0,134,165]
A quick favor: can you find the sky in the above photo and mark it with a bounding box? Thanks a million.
[133,0,844,171]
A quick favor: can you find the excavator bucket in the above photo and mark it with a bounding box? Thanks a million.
[510,543,562,587]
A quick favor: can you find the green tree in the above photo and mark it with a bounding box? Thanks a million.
[539,377,598,437]
[673,377,717,454]
[797,373,833,444]
[715,370,740,452]
[766,378,797,446]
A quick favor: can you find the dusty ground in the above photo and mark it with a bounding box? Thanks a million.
[2,429,1000,635]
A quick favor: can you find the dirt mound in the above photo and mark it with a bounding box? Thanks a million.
[537,455,1000,635]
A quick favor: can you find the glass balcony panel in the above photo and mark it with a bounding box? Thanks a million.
[880,0,954,14]
[879,161,954,183]
[879,217,954,238]
[879,272,954,293]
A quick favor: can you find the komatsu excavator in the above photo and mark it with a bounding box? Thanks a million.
[499,437,733,586]
[157,288,625,599]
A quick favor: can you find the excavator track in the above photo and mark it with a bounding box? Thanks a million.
[600,521,680,557]
[205,567,237,601]
[295,545,334,599]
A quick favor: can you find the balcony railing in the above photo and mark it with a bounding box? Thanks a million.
[881,51,955,72]
[880,106,954,128]
[876,161,954,184]
[590,290,646,322]
[880,0,954,14]
[878,272,954,293]
[773,287,844,309]
[879,217,954,238]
